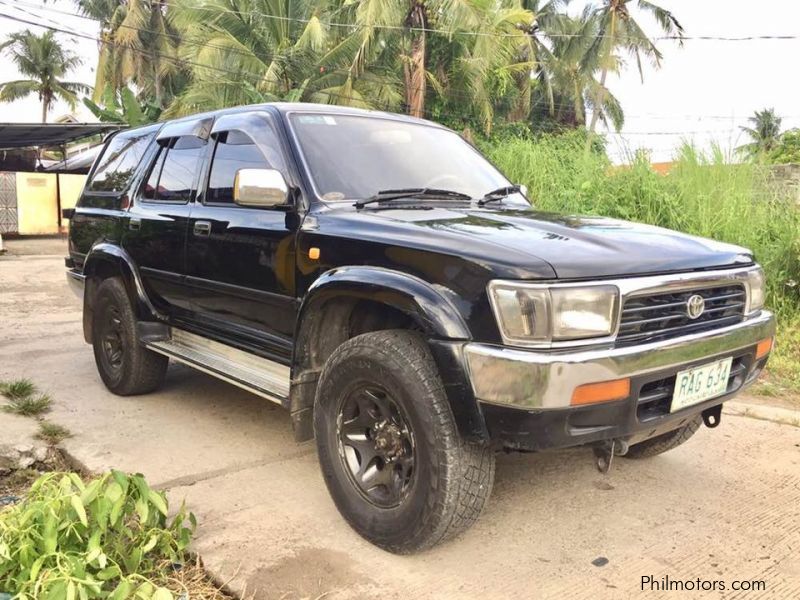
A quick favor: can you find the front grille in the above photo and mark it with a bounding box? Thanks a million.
[617,284,746,346]
[636,356,748,421]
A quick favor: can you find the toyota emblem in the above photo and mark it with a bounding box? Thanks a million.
[686,294,705,319]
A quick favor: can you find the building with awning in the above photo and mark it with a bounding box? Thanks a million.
[0,122,124,235]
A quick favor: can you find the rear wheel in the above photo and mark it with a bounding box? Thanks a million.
[624,416,703,459]
[91,278,168,395]
[314,330,495,554]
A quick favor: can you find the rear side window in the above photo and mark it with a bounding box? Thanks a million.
[87,128,155,193]
[206,130,270,204]
[142,135,206,202]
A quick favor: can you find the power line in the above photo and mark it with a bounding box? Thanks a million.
[0,11,782,141]
[8,2,799,125]
[0,5,669,123]
[8,0,800,43]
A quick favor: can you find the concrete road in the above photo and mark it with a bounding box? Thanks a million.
[2,242,799,600]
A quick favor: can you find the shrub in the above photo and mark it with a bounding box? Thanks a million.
[0,471,195,599]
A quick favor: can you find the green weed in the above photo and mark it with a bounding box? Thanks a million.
[2,394,52,417]
[0,379,36,401]
[34,421,72,445]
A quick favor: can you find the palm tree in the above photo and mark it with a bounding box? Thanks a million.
[166,0,333,116]
[738,108,783,159]
[585,0,684,139]
[75,0,127,102]
[516,0,568,121]
[0,30,91,122]
[328,0,533,125]
[115,0,182,109]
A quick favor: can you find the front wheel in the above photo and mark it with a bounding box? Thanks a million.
[314,330,495,554]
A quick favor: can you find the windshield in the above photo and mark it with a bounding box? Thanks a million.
[289,113,526,204]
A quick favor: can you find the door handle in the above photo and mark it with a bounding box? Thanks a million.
[129,217,141,231]
[193,220,212,236]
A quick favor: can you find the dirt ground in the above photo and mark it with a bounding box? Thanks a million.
[1,237,799,600]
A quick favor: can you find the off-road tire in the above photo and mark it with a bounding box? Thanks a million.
[314,330,495,554]
[91,277,168,395]
[624,415,703,459]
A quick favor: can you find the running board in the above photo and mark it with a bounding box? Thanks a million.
[146,328,290,405]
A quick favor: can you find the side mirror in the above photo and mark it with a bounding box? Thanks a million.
[518,184,528,197]
[233,168,289,208]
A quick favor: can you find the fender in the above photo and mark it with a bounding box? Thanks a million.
[291,266,489,442]
[296,266,471,341]
[81,243,166,342]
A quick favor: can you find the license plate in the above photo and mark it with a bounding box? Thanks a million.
[671,357,733,413]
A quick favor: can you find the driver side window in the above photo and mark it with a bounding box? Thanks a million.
[206,130,270,205]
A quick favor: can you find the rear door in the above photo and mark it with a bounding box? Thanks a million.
[70,126,158,263]
[122,118,211,314]
[184,111,297,362]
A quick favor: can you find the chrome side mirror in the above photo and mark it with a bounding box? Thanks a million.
[233,168,289,208]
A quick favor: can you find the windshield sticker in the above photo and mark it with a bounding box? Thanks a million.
[297,115,337,125]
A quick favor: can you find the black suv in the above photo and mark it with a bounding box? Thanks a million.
[66,103,775,553]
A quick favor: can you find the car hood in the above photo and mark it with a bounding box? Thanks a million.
[329,204,753,279]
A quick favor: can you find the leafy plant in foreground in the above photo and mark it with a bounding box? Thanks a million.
[0,471,196,599]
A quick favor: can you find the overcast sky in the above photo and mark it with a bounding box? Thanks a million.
[1,0,799,162]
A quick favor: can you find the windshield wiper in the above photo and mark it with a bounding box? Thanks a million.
[354,187,472,209]
[477,184,522,206]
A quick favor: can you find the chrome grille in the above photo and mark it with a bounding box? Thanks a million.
[617,284,746,346]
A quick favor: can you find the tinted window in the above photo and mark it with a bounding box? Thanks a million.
[143,136,206,202]
[142,146,167,200]
[87,128,156,192]
[206,130,270,204]
[290,114,521,203]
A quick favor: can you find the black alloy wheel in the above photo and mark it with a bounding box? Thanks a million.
[336,384,416,508]
[99,303,125,373]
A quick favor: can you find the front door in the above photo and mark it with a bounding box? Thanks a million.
[184,112,297,363]
[122,129,209,315]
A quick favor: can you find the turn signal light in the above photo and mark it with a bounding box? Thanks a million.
[571,378,631,406]
[756,337,773,360]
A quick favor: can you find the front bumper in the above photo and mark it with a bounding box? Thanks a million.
[465,310,775,450]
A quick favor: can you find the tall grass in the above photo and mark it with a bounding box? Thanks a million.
[483,131,800,317]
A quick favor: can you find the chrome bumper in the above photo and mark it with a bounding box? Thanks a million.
[464,310,775,409]
[66,270,85,301]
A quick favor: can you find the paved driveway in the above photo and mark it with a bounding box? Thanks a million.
[2,242,799,599]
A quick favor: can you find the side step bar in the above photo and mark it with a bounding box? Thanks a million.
[146,328,290,405]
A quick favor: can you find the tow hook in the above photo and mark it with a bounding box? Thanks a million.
[593,439,629,474]
[702,405,722,428]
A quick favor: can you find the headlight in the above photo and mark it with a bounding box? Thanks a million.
[488,282,618,346]
[746,267,766,313]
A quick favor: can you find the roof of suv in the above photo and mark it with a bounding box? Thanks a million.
[115,102,446,138]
